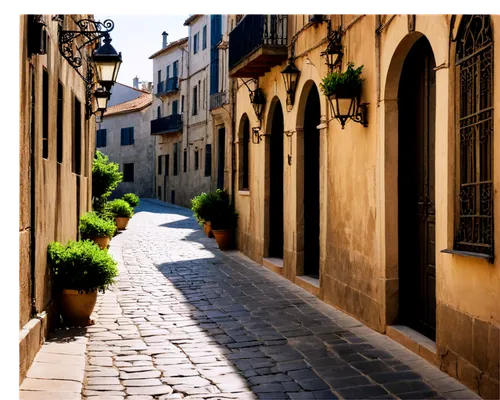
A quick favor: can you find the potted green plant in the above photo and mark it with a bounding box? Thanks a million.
[122,193,140,208]
[108,199,134,230]
[79,211,116,249]
[210,189,238,250]
[191,192,217,238]
[48,240,118,326]
[320,62,364,98]
[91,151,123,214]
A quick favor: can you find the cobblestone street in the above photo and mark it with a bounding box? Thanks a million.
[37,199,482,400]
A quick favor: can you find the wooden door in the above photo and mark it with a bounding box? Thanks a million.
[398,36,436,340]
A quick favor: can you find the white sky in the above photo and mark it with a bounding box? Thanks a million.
[94,14,189,87]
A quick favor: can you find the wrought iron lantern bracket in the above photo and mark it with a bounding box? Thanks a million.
[321,23,344,73]
[58,18,115,73]
[251,126,269,145]
[239,78,266,122]
[58,18,118,120]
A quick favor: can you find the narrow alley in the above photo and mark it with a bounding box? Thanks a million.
[21,200,481,400]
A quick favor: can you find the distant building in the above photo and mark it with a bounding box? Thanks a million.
[107,80,149,107]
[97,87,154,198]
[149,20,217,207]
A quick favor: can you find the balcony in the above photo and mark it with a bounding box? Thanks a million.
[229,15,288,78]
[150,114,182,135]
[155,77,179,97]
[209,91,228,110]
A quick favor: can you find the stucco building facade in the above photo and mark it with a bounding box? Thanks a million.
[227,14,499,398]
[98,90,154,198]
[19,14,98,382]
[150,15,220,208]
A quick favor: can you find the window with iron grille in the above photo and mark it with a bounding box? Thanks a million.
[158,155,162,175]
[205,144,212,177]
[123,163,134,182]
[96,129,107,148]
[121,127,134,145]
[454,15,494,257]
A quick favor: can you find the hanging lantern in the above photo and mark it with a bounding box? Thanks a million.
[281,58,300,111]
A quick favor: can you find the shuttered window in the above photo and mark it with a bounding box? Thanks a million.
[121,127,134,145]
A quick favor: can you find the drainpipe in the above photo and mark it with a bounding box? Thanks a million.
[177,41,189,194]
[30,66,37,318]
[230,76,236,201]
[375,15,381,106]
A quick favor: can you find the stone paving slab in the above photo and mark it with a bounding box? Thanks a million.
[21,199,483,400]
[19,327,87,397]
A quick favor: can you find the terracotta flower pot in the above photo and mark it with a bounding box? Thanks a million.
[59,289,98,326]
[212,229,233,250]
[92,236,110,250]
[115,216,130,230]
[204,222,214,238]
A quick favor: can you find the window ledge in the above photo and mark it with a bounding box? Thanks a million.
[440,248,494,264]
[238,190,250,196]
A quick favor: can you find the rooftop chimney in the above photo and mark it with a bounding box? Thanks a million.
[133,76,139,89]
[162,32,168,49]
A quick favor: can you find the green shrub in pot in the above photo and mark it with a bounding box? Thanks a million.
[122,193,139,208]
[108,199,134,218]
[79,211,116,239]
[320,62,364,98]
[48,240,118,294]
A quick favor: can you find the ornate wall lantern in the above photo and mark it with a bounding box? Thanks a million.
[328,95,368,129]
[92,87,111,119]
[57,17,121,119]
[281,58,300,111]
[251,127,265,145]
[249,87,265,122]
[92,35,122,92]
[321,28,343,73]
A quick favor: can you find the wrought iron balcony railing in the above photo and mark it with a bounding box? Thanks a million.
[156,77,179,96]
[150,114,182,135]
[209,91,228,110]
[229,15,288,74]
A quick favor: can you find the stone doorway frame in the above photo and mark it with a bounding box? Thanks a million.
[292,79,328,290]
[383,31,437,327]
[263,96,285,260]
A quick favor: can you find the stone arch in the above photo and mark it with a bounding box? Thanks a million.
[295,79,322,130]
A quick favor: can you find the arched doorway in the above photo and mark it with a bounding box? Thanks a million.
[269,101,284,258]
[303,85,321,278]
[398,36,436,340]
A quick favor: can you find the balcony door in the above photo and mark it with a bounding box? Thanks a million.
[172,100,178,116]
[173,61,178,78]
